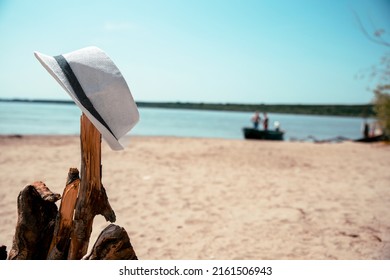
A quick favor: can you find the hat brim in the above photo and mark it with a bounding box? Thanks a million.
[34,51,128,150]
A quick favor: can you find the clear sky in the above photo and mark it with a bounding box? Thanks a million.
[0,0,389,104]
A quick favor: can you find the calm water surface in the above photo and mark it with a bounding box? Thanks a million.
[0,102,368,141]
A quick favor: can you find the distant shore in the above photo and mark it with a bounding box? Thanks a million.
[0,98,374,117]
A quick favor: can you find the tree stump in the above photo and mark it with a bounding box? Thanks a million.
[8,181,60,260]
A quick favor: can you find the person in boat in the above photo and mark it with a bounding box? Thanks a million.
[274,121,280,132]
[251,111,261,129]
[263,112,269,131]
[362,120,369,138]
[370,122,383,137]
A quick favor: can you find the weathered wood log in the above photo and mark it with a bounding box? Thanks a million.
[47,168,80,260]
[8,181,60,260]
[83,224,138,260]
[68,114,116,259]
[0,245,7,260]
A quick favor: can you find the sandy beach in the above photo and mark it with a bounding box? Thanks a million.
[0,135,389,259]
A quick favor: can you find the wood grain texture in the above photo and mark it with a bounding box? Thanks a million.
[8,181,60,260]
[47,168,80,260]
[68,114,115,259]
[83,224,137,260]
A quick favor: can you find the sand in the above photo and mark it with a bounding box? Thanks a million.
[0,135,389,259]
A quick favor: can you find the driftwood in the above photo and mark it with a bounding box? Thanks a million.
[8,114,137,260]
[68,114,116,259]
[47,168,80,260]
[8,181,61,260]
[0,245,7,260]
[83,224,138,260]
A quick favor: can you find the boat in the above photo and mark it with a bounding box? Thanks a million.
[354,134,386,143]
[243,127,284,141]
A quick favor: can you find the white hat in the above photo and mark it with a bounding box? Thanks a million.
[34,46,139,151]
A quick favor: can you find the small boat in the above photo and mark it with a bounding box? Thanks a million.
[243,127,284,141]
[354,134,385,143]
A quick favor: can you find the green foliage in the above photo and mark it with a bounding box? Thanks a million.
[373,84,390,136]
[370,52,389,137]
[135,102,373,117]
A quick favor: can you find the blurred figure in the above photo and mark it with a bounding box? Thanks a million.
[362,120,369,138]
[251,111,261,129]
[370,121,383,137]
[263,112,269,130]
[274,121,280,132]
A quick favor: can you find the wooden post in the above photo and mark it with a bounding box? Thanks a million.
[68,114,116,259]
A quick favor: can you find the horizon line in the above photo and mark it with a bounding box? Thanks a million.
[0,98,373,106]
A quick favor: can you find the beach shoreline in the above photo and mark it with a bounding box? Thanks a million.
[0,135,389,259]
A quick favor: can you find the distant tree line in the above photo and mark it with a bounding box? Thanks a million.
[136,102,374,117]
[0,98,373,117]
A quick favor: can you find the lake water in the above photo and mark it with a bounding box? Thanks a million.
[0,101,368,141]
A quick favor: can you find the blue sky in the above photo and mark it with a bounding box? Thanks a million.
[0,0,389,104]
